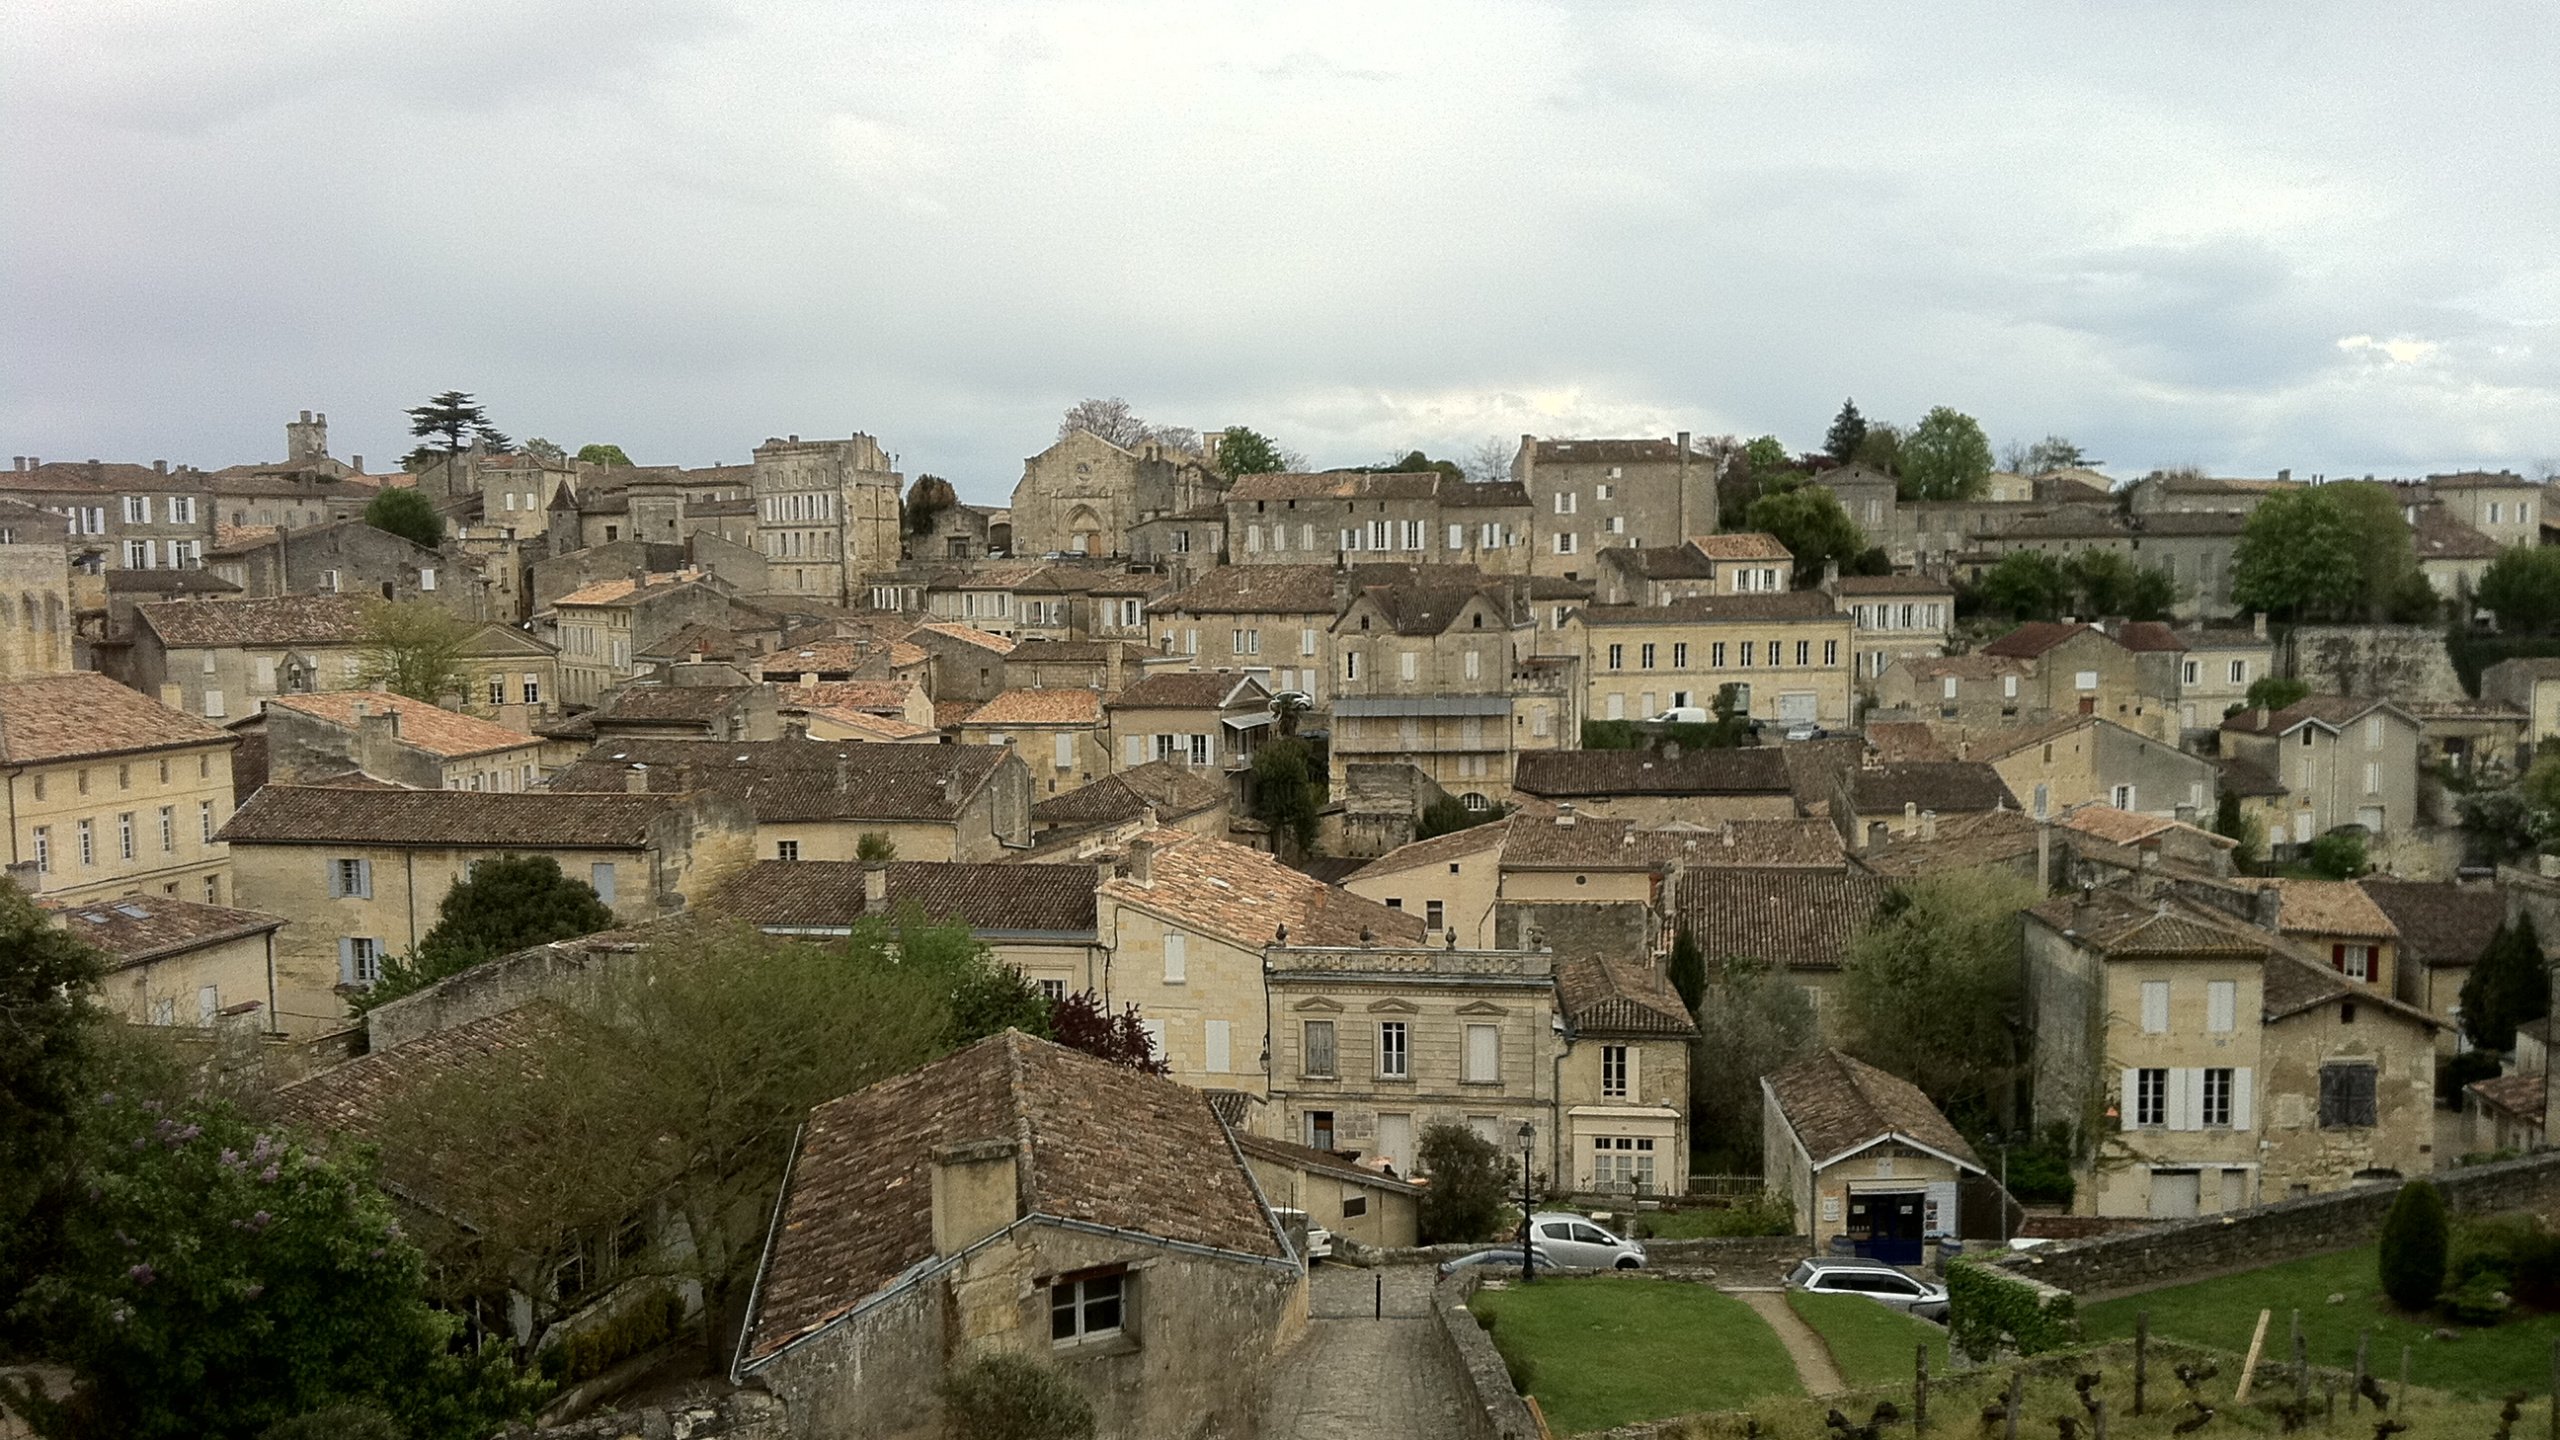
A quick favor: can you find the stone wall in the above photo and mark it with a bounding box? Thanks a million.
[2287,626,2463,703]
[1436,1269,1543,1440]
[1989,1150,2560,1301]
[366,932,641,1051]
[538,1389,786,1439]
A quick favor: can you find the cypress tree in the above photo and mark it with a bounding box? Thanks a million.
[2460,913,2549,1051]
[2377,1179,2450,1311]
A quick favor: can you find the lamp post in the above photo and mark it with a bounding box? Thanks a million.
[1518,1122,1537,1285]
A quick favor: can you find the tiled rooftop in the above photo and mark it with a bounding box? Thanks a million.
[1672,867,1883,971]
[51,896,285,968]
[220,785,682,848]
[0,673,232,763]
[961,689,1106,727]
[137,595,370,648]
[1101,829,1423,951]
[548,736,1006,822]
[263,690,537,760]
[1767,1050,1982,1169]
[707,859,1097,935]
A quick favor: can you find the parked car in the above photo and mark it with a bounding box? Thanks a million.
[1783,721,1826,742]
[1785,1259,1949,1320]
[1438,1247,1563,1276]
[1650,706,1712,725]
[1523,1213,1647,1269]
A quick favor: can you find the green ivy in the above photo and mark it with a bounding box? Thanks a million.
[543,1286,686,1384]
[1947,1257,2078,1361]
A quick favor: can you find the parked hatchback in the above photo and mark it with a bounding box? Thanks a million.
[1438,1247,1564,1277]
[1786,1259,1948,1320]
[1524,1213,1646,1269]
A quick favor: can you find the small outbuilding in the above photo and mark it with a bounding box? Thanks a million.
[1763,1049,1987,1264]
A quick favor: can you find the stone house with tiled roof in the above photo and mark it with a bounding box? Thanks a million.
[1329,572,1572,810]
[1149,563,1345,704]
[1571,591,1855,730]
[548,734,1030,863]
[0,672,239,909]
[1763,1050,1987,1260]
[2220,695,2422,848]
[117,594,373,722]
[2023,888,2437,1219]
[2421,469,2546,549]
[1340,818,1513,947]
[57,893,285,1034]
[1512,746,1797,827]
[1873,651,2037,728]
[1968,713,2219,824]
[1231,1130,1423,1249]
[1555,955,1697,1194]
[1674,864,1882,1037]
[2479,657,2560,758]
[2359,877,2504,1050]
[2409,503,2502,605]
[1104,670,1271,776]
[1979,619,2184,741]
[252,690,546,794]
[958,687,1110,795]
[220,785,754,1034]
[1224,471,1530,574]
[1511,434,1717,580]
[708,858,1102,999]
[1029,760,1231,845]
[2168,615,2275,734]
[1002,637,1155,694]
[1833,572,1954,694]
[550,568,737,703]
[1835,760,2018,851]
[734,1031,1304,1439]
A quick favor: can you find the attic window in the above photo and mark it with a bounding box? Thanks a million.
[114,903,150,919]
[2340,1002,2357,1024]
[1472,614,1483,628]
[1359,617,1370,630]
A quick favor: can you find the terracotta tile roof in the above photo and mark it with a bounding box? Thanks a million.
[1226,471,1444,502]
[912,621,1018,655]
[1556,955,1698,1038]
[706,860,1096,935]
[137,595,370,648]
[0,460,202,494]
[1684,533,1794,561]
[1658,818,1847,866]
[1848,761,2016,815]
[2413,505,2502,562]
[1531,438,1697,464]
[553,569,713,607]
[107,569,243,598]
[2216,755,2286,797]
[2260,949,2439,1028]
[1153,565,1344,617]
[641,623,755,662]
[1348,580,1518,637]
[1673,867,1883,971]
[1106,671,1265,711]
[1578,593,1839,625]
[961,689,1105,727]
[2242,879,2398,940]
[551,736,1007,823]
[2112,622,2186,652]
[1981,621,2095,658]
[1766,1050,1983,1170]
[757,641,894,677]
[2024,890,2271,958]
[1500,814,1691,869]
[1854,808,2044,880]
[51,896,284,969]
[2469,1071,2546,1123]
[776,680,923,714]
[803,708,940,742]
[1231,1131,1424,1193]
[590,685,759,727]
[1834,575,1955,595]
[743,1031,1286,1362]
[1898,653,2032,680]
[1353,818,1513,877]
[263,691,537,760]
[2359,879,2503,970]
[1513,747,1793,799]
[1101,830,1423,950]
[2219,695,2394,736]
[1866,722,1951,763]
[2426,470,2541,490]
[221,785,688,848]
[1031,761,1229,826]
[271,1005,575,1203]
[1006,639,1166,665]
[2061,804,2234,851]
[1967,714,2097,761]
[0,673,232,763]
[1603,546,1716,581]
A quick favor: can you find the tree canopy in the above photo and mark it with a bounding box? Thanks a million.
[1058,398,1195,453]
[1250,737,1322,859]
[1049,990,1169,1074]
[362,855,617,1013]
[2476,545,2560,634]
[2230,482,2417,621]
[1841,867,2038,1125]
[904,474,959,536]
[361,487,443,551]
[1744,485,1864,585]
[1416,1122,1508,1243]
[1343,449,1461,479]
[1852,422,1904,476]
[403,392,503,461]
[1213,427,1289,479]
[0,877,107,1297]
[1974,550,2173,622]
[574,443,633,467]
[2460,913,2549,1052]
[1689,955,1818,1172]
[1824,400,1868,464]
[1899,407,1994,501]
[520,438,565,462]
[353,601,473,706]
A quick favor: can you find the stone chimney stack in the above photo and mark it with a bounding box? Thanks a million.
[1921,809,1938,841]
[864,861,888,908]
[2253,611,2268,640]
[624,764,649,794]
[2252,885,2283,933]
[930,1138,1021,1257]
[1556,802,1576,828]
[1129,837,1156,886]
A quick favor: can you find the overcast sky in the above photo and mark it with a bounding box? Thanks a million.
[8,3,2559,506]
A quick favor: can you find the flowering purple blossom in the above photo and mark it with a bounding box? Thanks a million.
[259,1164,280,1184]
[138,1099,161,1114]
[218,1148,242,1170]
[96,1091,116,1106]
[369,1247,385,1260]
[251,1135,276,1162]
[130,1137,147,1151]
[127,1264,155,1286]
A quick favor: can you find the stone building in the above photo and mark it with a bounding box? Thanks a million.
[707,858,1102,1001]
[1835,574,1952,693]
[1971,714,2219,822]
[551,570,736,704]
[1103,671,1272,776]
[1233,1132,1423,1250]
[62,893,286,1034]
[1873,653,2037,728]
[957,689,1111,798]
[1009,429,1224,560]
[1511,748,1797,827]
[255,691,547,792]
[2219,696,2423,848]
[748,433,904,603]
[207,518,490,621]
[1328,574,1575,810]
[116,595,373,722]
[1512,435,1717,580]
[1978,620,2186,741]
[0,531,78,680]
[1554,955,1698,1194]
[734,1031,1306,1440]
[1224,472,1532,574]
[2360,877,2505,1053]
[1149,565,1345,706]
[2170,616,2275,734]
[0,673,239,909]
[1764,1050,1988,1260]
[1572,592,1856,729]
[0,457,217,575]
[2422,470,2545,549]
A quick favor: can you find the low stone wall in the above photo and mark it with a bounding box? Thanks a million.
[366,933,638,1051]
[1992,1150,2560,1300]
[537,1388,785,1438]
[1435,1269,1542,1440]
[1337,1234,1807,1277]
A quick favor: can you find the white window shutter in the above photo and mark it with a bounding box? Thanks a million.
[337,937,356,985]
[1163,931,1186,982]
[1624,1045,1639,1097]
[1205,1020,1231,1073]
[358,859,374,900]
[327,859,344,898]
[1124,735,1144,768]
[2232,1068,2255,1131]
[2141,981,2170,1034]
[2120,1069,2140,1131]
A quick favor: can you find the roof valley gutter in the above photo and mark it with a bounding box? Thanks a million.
[729,1121,805,1386]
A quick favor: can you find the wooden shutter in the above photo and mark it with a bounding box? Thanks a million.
[337,937,356,985]
[357,860,373,899]
[2232,1067,2254,1130]
[326,859,344,898]
[2332,943,2346,972]
[2120,1069,2140,1131]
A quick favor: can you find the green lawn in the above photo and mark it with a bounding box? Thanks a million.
[1629,1204,1794,1240]
[1470,1276,1803,1435]
[1787,1290,1950,1388]
[2080,1243,2560,1399]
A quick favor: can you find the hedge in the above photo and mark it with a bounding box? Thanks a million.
[1948,1258,2078,1361]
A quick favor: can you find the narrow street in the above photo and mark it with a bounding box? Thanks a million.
[1259,1266,1469,1440]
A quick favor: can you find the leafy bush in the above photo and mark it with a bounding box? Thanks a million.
[1998,1142,2078,1208]
[2449,1214,2560,1311]
[1418,1122,1510,1244]
[2243,675,2310,713]
[261,1405,403,1440]
[938,1352,1095,1440]
[549,1285,685,1383]
[1581,720,1643,750]
[2306,831,2369,879]
[2437,1048,2505,1107]
[2443,1273,2511,1326]
[1947,1259,2077,1361]
[2378,1179,2450,1311]
[1417,794,1503,841]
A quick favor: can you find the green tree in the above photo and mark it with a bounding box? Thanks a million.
[857,832,898,863]
[1689,955,1819,1172]
[2231,483,2416,621]
[358,856,617,1015]
[1742,435,1793,476]
[2061,550,2175,621]
[403,391,500,462]
[938,1352,1095,1440]
[1824,400,1868,465]
[2476,545,2560,634]
[1250,737,1323,858]
[1899,406,1994,502]
[1978,551,2067,621]
[2459,914,2549,1052]
[1417,794,1502,840]
[1347,449,1461,479]
[2023,436,2088,474]
[353,601,473,706]
[520,437,565,462]
[1416,1122,1508,1243]
[361,486,443,551]
[1841,868,2038,1121]
[1853,423,1904,476]
[904,475,959,536]
[2242,675,2310,713]
[2305,831,2368,880]
[1668,929,1705,1014]
[2377,1179,2450,1311]
[260,1405,403,1440]
[0,878,107,1305]
[1214,427,1289,479]
[8,1093,543,1439]
[574,443,633,467]
[1744,486,1864,585]
[2212,790,2265,868]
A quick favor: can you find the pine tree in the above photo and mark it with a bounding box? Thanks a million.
[2460,913,2549,1051]
[1825,399,1868,464]
[2377,1179,2449,1311]
[404,391,491,457]
[1669,930,1705,1014]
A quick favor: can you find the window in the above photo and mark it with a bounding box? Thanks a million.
[340,937,382,987]
[2207,980,2236,1032]
[1054,732,1076,770]
[1554,491,1577,514]
[1944,677,1960,701]
[2229,659,2248,684]
[1795,640,1810,665]
[1464,1024,1500,1083]
[1344,651,1361,680]
[125,540,153,569]
[2003,674,2019,699]
[1601,1044,1630,1098]
[2112,783,2136,809]
[1050,1273,1124,1344]
[2136,1067,2168,1127]
[1232,628,1259,656]
[2365,717,2384,749]
[31,827,47,873]
[1554,532,1577,554]
[1303,1020,1336,1076]
[1187,733,1210,766]
[2141,980,2170,1034]
[1425,899,1445,930]
[2202,1067,2234,1128]
[1607,643,1624,670]
[2076,670,2099,691]
[488,676,507,706]
[1592,1137,1656,1188]
[198,801,213,843]
[319,569,339,593]
[1378,1020,1409,1078]
[1824,640,1838,666]
[2318,1063,2378,1128]
[1399,650,1417,681]
[418,567,436,591]
[122,495,151,524]
[1403,520,1425,549]
[590,863,616,905]
[775,840,800,861]
[204,875,219,904]
[1448,523,1464,550]
[2333,943,2373,982]
[1740,641,1755,667]
[1205,1019,1231,1073]
[1670,642,1688,667]
[157,806,172,854]
[328,857,373,897]
[1037,978,1067,1004]
[1464,649,1481,680]
[2183,659,2200,684]
[1163,930,1187,982]
[1710,642,1727,667]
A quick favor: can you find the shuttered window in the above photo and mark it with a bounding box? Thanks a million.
[2140,981,2170,1034]
[2319,1063,2378,1128]
[1465,1024,1500,1083]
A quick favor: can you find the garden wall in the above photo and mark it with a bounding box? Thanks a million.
[1338,1235,1808,1277]
[1435,1269,1543,1440]
[1990,1151,2560,1300]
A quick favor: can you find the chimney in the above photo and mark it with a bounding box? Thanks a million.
[1903,800,1919,831]
[1129,837,1156,885]
[624,764,649,794]
[153,460,167,475]
[631,568,651,589]
[1556,803,1576,828]
[352,456,363,474]
[2072,882,2096,935]
[1662,740,1681,761]
[1720,820,1735,847]
[1921,809,1938,841]
[2252,885,2282,933]
[1141,804,1159,829]
[2253,611,2268,640]
[2255,707,2270,730]
[930,1138,1021,1256]
[864,861,888,908]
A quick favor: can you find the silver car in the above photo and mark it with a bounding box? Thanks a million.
[1525,1213,1647,1269]
[1787,1259,1949,1320]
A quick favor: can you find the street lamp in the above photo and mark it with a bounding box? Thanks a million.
[1518,1122,1537,1285]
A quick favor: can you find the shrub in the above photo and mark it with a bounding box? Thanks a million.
[2450,1214,2560,1310]
[261,1406,404,1440]
[2377,1179,2451,1311]
[2306,831,2369,880]
[1947,1258,2077,1361]
[938,1352,1096,1440]
[1418,1121,1511,1244]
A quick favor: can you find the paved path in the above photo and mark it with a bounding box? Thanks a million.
[1734,1288,1846,1396]
[1260,1266,1469,1440]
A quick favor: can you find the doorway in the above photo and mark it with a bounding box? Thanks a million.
[1848,1190,1924,1265]
[2149,1169,2201,1218]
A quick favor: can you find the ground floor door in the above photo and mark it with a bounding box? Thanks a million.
[1779,691,1817,723]
[1848,1190,1925,1265]
[1376,1113,1413,1178]
[2149,1168,2201,1218]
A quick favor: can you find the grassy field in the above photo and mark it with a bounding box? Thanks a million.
[1469,1276,1803,1435]
[1788,1290,1951,1388]
[2079,1243,2560,1400]
[1630,1203,1796,1240]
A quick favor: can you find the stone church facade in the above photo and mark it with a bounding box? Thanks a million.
[1010,429,1225,559]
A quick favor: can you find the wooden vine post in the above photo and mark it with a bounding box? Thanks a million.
[1914,1343,1929,1432]
[2134,1311,2148,1416]
[2234,1308,2272,1404]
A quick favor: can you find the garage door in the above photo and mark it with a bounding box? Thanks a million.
[1778,692,1818,722]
